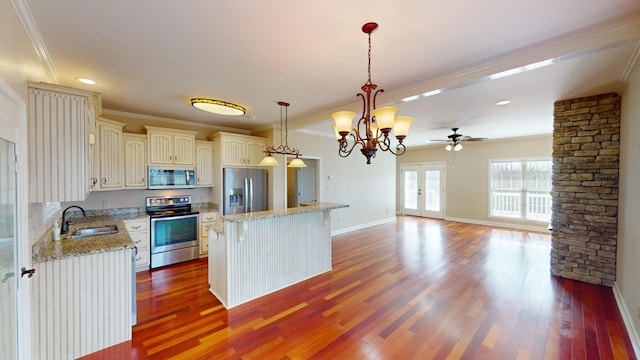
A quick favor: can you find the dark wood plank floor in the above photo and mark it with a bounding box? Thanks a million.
[81,216,636,359]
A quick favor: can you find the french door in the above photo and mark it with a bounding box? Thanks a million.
[400,163,445,218]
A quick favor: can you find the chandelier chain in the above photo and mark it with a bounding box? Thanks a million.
[367,32,372,85]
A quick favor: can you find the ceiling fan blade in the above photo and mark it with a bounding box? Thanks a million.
[465,137,489,142]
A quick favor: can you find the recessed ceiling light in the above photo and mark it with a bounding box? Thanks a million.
[77,78,96,85]
[401,95,420,102]
[488,58,557,80]
[496,100,511,106]
[422,89,442,97]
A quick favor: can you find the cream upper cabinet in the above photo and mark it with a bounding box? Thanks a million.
[195,140,214,187]
[123,133,147,188]
[213,132,267,166]
[28,83,95,202]
[96,118,125,190]
[144,126,196,166]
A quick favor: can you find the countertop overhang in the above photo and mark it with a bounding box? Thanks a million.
[220,202,348,223]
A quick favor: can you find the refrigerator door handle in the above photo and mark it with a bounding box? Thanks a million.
[244,178,249,213]
[249,178,254,212]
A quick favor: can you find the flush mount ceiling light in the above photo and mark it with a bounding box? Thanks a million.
[331,22,414,165]
[77,78,96,85]
[191,98,246,116]
[258,101,306,168]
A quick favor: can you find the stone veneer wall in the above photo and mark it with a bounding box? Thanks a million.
[550,92,620,287]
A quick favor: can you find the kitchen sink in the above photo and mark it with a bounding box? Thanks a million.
[69,224,119,239]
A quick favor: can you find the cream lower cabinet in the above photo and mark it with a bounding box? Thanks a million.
[124,218,150,271]
[199,211,218,255]
[144,125,197,166]
[31,249,133,359]
[123,134,147,188]
[195,140,214,187]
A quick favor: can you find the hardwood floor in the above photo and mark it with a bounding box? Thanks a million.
[81,217,636,359]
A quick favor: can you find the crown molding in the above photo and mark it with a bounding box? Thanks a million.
[10,0,58,84]
[618,42,640,94]
[101,109,251,134]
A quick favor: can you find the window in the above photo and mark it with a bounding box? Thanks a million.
[489,159,552,222]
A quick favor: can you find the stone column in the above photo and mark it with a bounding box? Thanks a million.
[550,92,620,287]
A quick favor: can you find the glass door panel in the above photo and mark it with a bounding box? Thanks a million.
[0,136,17,360]
[401,165,420,216]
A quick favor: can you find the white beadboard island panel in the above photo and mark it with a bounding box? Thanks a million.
[208,202,347,308]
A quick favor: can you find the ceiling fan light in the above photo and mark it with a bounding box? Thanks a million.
[372,106,398,130]
[454,143,463,151]
[445,144,452,151]
[191,98,246,116]
[393,116,413,138]
[331,111,356,133]
[287,158,307,168]
[258,155,281,167]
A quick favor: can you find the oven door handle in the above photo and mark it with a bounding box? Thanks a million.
[150,213,199,222]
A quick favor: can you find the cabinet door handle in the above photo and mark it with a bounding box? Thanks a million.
[135,256,141,261]
[135,239,142,243]
[102,177,107,185]
[132,225,141,229]
[205,216,214,221]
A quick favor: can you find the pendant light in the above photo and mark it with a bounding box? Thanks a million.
[259,101,307,168]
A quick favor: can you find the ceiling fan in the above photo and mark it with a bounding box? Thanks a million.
[430,127,488,151]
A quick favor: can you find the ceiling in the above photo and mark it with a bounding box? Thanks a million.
[20,0,640,148]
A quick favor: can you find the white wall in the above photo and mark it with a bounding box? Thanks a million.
[399,136,552,230]
[281,130,397,233]
[617,62,640,347]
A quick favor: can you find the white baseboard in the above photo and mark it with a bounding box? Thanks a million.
[331,216,396,236]
[444,216,550,232]
[613,282,640,357]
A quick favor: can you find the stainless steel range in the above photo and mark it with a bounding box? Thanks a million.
[146,195,199,268]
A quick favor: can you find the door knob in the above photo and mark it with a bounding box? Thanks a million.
[21,267,36,278]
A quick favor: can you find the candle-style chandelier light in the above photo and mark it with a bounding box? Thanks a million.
[331,22,414,164]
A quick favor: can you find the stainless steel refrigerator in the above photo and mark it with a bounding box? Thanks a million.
[222,168,267,215]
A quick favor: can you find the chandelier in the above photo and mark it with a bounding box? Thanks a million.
[331,22,414,164]
[258,101,307,168]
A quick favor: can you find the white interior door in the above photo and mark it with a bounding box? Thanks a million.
[400,163,445,218]
[0,136,17,360]
[0,78,31,360]
[286,157,318,208]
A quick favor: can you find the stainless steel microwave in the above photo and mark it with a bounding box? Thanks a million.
[148,167,196,189]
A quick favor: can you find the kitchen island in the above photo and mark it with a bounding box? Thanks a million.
[207,202,347,308]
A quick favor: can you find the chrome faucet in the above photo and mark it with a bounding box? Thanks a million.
[61,205,86,234]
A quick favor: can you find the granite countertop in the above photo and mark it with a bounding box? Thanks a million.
[32,212,146,263]
[193,203,219,213]
[218,202,348,223]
